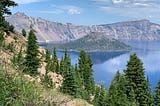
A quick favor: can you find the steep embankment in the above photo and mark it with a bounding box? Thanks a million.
[0,32,92,106]
[6,12,160,42]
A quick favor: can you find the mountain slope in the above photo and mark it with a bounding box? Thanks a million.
[6,12,160,42]
[0,31,92,106]
[48,32,131,52]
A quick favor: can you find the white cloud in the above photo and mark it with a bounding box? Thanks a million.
[68,8,81,14]
[13,0,46,4]
[50,5,82,15]
[91,0,160,20]
[112,0,124,4]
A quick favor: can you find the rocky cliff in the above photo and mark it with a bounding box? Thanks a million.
[6,12,160,42]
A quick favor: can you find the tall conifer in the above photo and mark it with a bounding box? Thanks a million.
[124,53,150,105]
[155,80,160,106]
[108,71,128,106]
[24,29,40,76]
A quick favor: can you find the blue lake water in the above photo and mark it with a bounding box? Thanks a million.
[45,41,160,89]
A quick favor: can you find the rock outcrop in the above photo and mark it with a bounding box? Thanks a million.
[6,12,160,42]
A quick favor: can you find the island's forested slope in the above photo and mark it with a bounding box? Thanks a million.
[49,32,131,52]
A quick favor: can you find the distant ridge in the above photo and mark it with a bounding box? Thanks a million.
[6,12,160,42]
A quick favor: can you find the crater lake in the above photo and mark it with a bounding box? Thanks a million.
[45,41,160,89]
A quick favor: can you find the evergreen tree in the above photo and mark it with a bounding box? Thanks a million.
[78,50,95,96]
[11,46,24,71]
[0,0,17,32]
[52,48,58,72]
[41,74,54,89]
[53,48,58,63]
[62,50,71,77]
[93,85,108,106]
[59,57,64,75]
[0,32,4,47]
[84,55,95,94]
[124,53,150,105]
[93,86,101,106]
[74,64,83,98]
[60,66,78,97]
[108,71,129,106]
[155,80,160,106]
[98,85,108,106]
[24,29,40,76]
[22,29,27,37]
[78,50,86,81]
[45,49,51,63]
[55,60,60,73]
[128,87,138,106]
[145,77,154,106]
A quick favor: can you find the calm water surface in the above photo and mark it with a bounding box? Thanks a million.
[45,41,160,89]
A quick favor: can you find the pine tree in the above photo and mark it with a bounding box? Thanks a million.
[74,64,83,98]
[128,87,138,106]
[62,50,71,77]
[84,55,95,94]
[11,46,24,71]
[93,85,108,106]
[98,85,108,106]
[24,29,40,76]
[59,57,64,75]
[41,74,54,89]
[78,50,95,96]
[0,0,17,32]
[45,49,51,63]
[52,48,58,72]
[0,32,4,47]
[55,60,60,73]
[108,71,129,106]
[124,53,150,105]
[145,77,154,106]
[93,86,101,106]
[155,80,160,106]
[60,66,78,97]
[22,29,27,37]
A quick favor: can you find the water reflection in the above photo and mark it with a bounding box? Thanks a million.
[44,41,160,89]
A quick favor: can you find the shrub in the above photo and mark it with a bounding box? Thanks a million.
[0,70,43,105]
[41,74,55,89]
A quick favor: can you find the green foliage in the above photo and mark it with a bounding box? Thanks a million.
[49,32,131,52]
[45,48,59,74]
[24,29,40,76]
[11,46,24,71]
[52,48,58,73]
[41,74,55,89]
[45,49,51,63]
[22,29,27,37]
[0,0,17,33]
[124,53,154,105]
[4,42,14,52]
[155,80,160,106]
[78,50,95,96]
[0,70,43,106]
[108,71,129,106]
[60,50,71,77]
[0,32,4,47]
[93,85,108,106]
[60,66,78,97]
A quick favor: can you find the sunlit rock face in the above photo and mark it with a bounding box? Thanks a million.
[6,12,160,42]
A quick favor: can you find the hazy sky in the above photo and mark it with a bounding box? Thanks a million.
[11,0,160,25]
